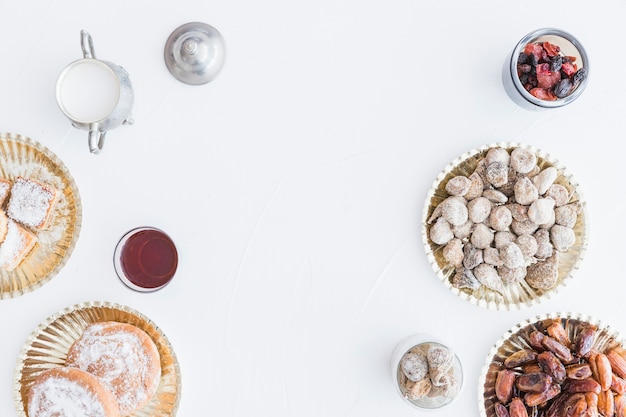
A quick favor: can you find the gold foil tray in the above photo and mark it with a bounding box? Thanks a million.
[422,142,588,310]
[14,301,181,417]
[478,312,623,417]
[0,132,81,299]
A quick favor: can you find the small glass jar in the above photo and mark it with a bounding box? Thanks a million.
[502,28,589,110]
[390,334,463,410]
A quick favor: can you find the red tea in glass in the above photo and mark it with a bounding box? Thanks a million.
[114,227,178,292]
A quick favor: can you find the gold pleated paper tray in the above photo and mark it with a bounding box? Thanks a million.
[422,142,588,310]
[479,312,623,417]
[0,132,81,299]
[14,301,181,417]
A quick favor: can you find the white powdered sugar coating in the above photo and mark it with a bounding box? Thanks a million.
[67,323,160,415]
[7,177,55,228]
[27,374,109,417]
[0,219,29,268]
[0,180,9,203]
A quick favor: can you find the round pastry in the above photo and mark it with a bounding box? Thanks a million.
[65,321,161,416]
[27,367,121,417]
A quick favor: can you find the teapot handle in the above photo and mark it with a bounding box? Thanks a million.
[88,123,105,154]
[81,30,96,59]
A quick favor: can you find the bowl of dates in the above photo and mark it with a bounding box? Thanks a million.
[504,28,589,110]
[479,312,625,417]
[422,142,587,310]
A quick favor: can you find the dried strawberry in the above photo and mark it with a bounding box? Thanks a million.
[536,63,562,89]
[561,61,578,77]
[542,41,561,57]
[524,43,544,62]
[530,87,557,101]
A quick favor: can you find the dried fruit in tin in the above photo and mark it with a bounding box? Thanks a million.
[517,40,587,100]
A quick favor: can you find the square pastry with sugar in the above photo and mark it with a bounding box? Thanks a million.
[0,178,11,207]
[7,176,59,230]
[0,219,38,271]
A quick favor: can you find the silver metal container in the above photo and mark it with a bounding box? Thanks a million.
[502,28,589,110]
[164,22,226,85]
[56,30,134,154]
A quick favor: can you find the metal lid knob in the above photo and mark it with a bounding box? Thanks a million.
[164,22,226,85]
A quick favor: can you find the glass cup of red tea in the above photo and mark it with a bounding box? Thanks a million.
[502,28,589,110]
[114,227,178,292]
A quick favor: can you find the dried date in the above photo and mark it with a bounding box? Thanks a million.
[613,374,626,394]
[528,330,545,352]
[608,349,626,379]
[509,397,529,417]
[560,393,587,417]
[617,394,626,417]
[547,321,570,346]
[494,402,510,417]
[541,336,574,363]
[505,349,538,369]
[598,389,615,417]
[521,363,543,374]
[574,326,596,358]
[537,351,566,383]
[564,377,601,394]
[565,363,592,380]
[585,392,598,416]
[516,372,552,393]
[496,369,517,404]
[592,352,613,391]
[524,383,561,407]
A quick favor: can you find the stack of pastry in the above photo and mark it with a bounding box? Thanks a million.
[27,321,162,417]
[0,176,59,271]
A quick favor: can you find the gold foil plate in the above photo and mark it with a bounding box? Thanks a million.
[0,132,81,299]
[422,142,588,310]
[478,312,623,417]
[14,301,181,417]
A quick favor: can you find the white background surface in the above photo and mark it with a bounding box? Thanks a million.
[0,0,623,416]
